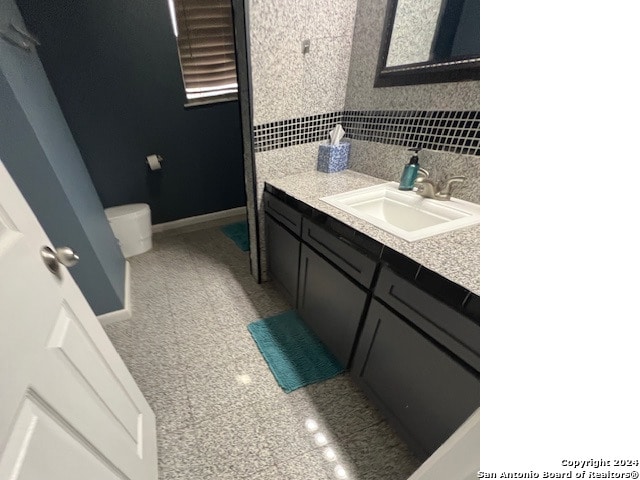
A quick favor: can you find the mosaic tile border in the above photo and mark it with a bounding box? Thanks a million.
[344,110,480,156]
[253,110,480,156]
[253,112,343,153]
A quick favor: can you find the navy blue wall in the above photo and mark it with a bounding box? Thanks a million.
[1,0,125,315]
[16,0,246,224]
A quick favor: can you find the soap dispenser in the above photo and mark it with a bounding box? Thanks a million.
[399,147,422,190]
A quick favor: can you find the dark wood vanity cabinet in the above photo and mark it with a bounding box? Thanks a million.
[352,266,479,459]
[374,266,480,370]
[295,218,378,366]
[351,298,479,460]
[264,192,302,306]
[265,215,299,306]
[297,244,368,367]
[264,184,480,461]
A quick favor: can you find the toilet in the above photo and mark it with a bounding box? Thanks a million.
[105,203,152,258]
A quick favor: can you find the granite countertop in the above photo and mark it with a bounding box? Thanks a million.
[266,170,480,295]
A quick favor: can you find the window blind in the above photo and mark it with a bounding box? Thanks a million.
[173,0,238,101]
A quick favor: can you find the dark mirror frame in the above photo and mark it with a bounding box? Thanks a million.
[374,0,480,87]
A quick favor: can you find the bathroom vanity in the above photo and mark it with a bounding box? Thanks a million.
[263,169,479,461]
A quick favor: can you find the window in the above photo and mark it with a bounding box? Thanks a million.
[168,0,238,105]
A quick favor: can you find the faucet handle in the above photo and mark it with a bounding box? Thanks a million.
[438,176,466,197]
[417,167,429,178]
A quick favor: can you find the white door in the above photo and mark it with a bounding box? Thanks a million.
[0,159,157,479]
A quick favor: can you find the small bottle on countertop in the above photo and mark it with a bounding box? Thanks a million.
[398,148,422,190]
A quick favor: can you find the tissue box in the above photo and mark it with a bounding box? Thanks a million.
[317,142,350,173]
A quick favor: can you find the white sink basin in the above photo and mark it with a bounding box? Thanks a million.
[321,182,480,241]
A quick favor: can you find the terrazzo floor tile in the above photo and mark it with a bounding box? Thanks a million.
[168,288,214,319]
[145,384,193,437]
[176,322,266,366]
[156,426,208,472]
[103,319,136,366]
[249,394,323,460]
[171,317,241,362]
[184,348,285,421]
[126,345,186,397]
[158,464,218,480]
[287,374,386,441]
[104,224,421,480]
[193,407,276,478]
[275,448,336,480]
[326,421,422,480]
[129,292,171,327]
[236,288,292,321]
[243,466,281,480]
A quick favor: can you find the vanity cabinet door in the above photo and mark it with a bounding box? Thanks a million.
[351,300,479,460]
[265,214,300,306]
[297,244,368,367]
[375,266,479,371]
[301,219,377,288]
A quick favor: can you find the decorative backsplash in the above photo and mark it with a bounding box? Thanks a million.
[343,110,480,156]
[253,112,343,153]
[253,110,480,156]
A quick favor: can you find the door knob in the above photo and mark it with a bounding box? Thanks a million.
[40,246,79,274]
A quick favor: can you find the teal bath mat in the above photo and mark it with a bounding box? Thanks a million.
[248,310,345,393]
[220,221,249,251]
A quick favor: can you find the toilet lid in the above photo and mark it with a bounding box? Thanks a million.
[105,203,150,220]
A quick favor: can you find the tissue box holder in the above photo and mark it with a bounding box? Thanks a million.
[317,142,350,173]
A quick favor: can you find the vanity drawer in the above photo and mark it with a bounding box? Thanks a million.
[301,218,377,288]
[374,266,479,371]
[264,191,302,236]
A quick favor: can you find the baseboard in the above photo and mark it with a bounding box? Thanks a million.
[151,207,247,234]
[98,261,132,326]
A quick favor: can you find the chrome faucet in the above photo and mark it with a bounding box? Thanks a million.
[413,169,466,201]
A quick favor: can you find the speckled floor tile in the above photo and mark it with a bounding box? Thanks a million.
[185,349,285,421]
[220,290,292,327]
[243,466,281,480]
[172,315,241,360]
[275,448,335,480]
[288,374,386,441]
[146,384,193,437]
[131,309,176,341]
[158,464,218,480]
[103,319,136,366]
[249,394,322,460]
[167,287,213,319]
[104,224,421,480]
[193,408,276,478]
[129,291,168,314]
[326,421,422,480]
[127,346,186,397]
[156,426,207,472]
[246,373,389,465]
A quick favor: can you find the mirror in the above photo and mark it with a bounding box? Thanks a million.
[375,0,480,87]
